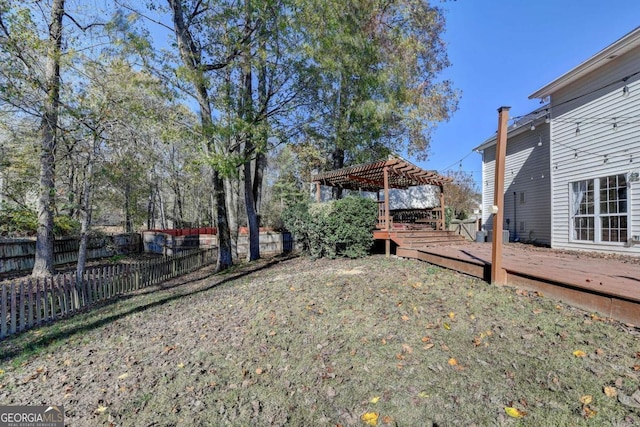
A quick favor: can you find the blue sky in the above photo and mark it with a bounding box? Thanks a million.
[424,0,640,186]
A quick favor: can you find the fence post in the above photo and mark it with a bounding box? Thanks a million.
[36,279,42,325]
[1,284,7,338]
[27,280,34,328]
[10,282,17,335]
[18,282,25,332]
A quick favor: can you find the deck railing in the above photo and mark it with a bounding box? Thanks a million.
[0,248,216,340]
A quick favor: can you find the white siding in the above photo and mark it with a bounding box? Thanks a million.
[550,45,640,254]
[480,123,552,245]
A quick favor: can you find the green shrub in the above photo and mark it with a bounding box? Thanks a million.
[53,215,81,236]
[0,205,38,236]
[0,204,80,237]
[282,196,377,259]
[444,206,453,229]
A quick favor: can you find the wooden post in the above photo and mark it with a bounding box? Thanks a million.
[316,182,321,203]
[439,185,446,231]
[491,106,510,284]
[383,166,391,256]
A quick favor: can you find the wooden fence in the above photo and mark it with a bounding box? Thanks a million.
[0,234,141,276]
[0,248,216,340]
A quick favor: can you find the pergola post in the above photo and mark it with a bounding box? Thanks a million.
[439,185,445,231]
[491,106,510,285]
[383,166,391,256]
[316,182,321,203]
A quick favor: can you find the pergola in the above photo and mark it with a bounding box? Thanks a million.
[311,157,452,232]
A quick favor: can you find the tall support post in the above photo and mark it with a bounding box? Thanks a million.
[316,182,321,203]
[439,185,446,231]
[491,106,510,284]
[383,166,391,256]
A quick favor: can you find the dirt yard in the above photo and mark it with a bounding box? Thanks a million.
[1,255,639,426]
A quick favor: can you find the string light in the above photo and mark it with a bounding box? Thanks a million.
[538,135,543,147]
[544,109,550,124]
[530,121,535,131]
[613,117,618,131]
[575,122,580,136]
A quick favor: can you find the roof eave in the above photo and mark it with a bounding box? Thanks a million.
[529,26,640,99]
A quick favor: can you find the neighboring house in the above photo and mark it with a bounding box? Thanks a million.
[477,27,640,254]
[475,113,552,245]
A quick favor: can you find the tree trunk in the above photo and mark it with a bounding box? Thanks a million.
[241,0,260,261]
[147,181,154,230]
[33,0,65,278]
[124,181,132,233]
[76,155,93,284]
[169,0,233,271]
[331,147,344,199]
[158,183,167,229]
[224,176,239,262]
[253,22,268,227]
[214,170,233,271]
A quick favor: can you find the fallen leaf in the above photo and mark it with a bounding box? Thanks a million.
[448,312,456,319]
[401,344,413,354]
[0,369,4,376]
[573,350,587,358]
[633,365,640,371]
[255,368,263,375]
[582,405,597,419]
[381,415,393,424]
[418,391,429,398]
[421,336,431,343]
[361,412,379,426]
[370,396,381,404]
[443,323,451,330]
[532,308,543,315]
[177,362,185,369]
[504,407,525,418]
[604,386,617,397]
[401,315,410,322]
[423,343,434,350]
[595,348,604,356]
[580,395,593,405]
[117,373,129,380]
[448,358,458,366]
[95,405,107,414]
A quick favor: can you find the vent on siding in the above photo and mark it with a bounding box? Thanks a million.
[519,192,526,204]
[519,221,526,233]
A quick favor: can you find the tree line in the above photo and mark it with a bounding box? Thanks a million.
[0,0,459,277]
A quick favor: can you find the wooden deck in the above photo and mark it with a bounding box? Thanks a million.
[389,241,640,326]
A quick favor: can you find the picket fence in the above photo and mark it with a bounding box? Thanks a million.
[0,248,217,340]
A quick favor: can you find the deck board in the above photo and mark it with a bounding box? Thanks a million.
[393,241,640,325]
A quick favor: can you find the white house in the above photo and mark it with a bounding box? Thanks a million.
[475,111,551,245]
[477,27,640,254]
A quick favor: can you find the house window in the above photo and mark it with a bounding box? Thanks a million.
[599,174,627,242]
[570,174,627,243]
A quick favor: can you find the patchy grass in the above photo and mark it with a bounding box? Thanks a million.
[0,255,639,426]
